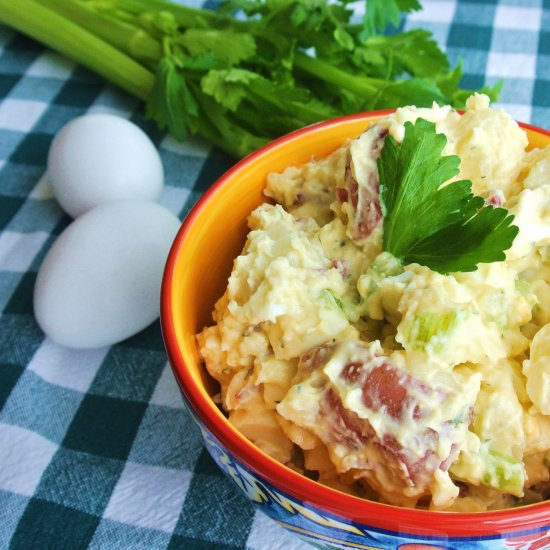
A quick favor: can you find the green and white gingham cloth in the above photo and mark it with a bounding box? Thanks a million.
[0,1,548,548]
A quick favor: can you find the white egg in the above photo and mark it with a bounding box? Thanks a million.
[33,201,180,349]
[47,113,164,218]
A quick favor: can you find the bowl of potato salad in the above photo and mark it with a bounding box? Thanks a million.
[162,94,550,549]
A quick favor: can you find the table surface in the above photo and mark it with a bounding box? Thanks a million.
[0,1,548,548]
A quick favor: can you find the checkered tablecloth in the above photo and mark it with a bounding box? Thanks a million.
[0,1,548,548]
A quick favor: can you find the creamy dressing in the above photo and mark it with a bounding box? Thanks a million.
[197,95,550,511]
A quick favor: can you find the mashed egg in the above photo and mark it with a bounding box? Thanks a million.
[197,95,550,512]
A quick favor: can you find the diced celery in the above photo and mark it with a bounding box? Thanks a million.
[403,310,460,351]
[480,446,525,497]
[451,441,525,497]
[370,252,404,278]
[538,245,550,264]
[321,289,359,321]
[357,252,403,299]
[323,289,344,311]
[515,278,538,309]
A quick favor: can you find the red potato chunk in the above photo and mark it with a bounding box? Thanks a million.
[278,341,474,506]
[335,126,387,242]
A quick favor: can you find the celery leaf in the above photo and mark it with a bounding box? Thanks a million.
[179,29,256,66]
[371,78,446,109]
[369,30,449,78]
[201,68,259,111]
[201,68,320,117]
[361,0,421,39]
[378,119,518,274]
[146,57,197,141]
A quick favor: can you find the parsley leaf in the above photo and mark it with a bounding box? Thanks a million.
[378,119,518,274]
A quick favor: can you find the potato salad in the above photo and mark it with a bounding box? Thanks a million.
[197,95,550,511]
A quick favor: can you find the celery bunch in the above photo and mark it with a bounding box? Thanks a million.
[0,0,500,158]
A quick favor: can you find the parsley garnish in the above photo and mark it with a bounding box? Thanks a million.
[378,119,519,274]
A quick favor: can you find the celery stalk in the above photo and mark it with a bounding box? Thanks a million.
[114,0,218,28]
[0,0,154,100]
[0,0,492,159]
[38,0,162,64]
[294,52,381,97]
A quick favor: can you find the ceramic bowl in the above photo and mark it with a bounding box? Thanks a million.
[161,111,550,550]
